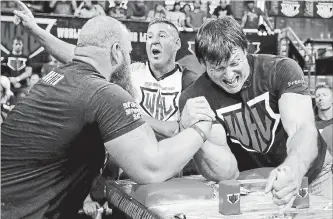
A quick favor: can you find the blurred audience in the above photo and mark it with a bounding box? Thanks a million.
[74,0,105,18]
[181,3,192,17]
[147,3,168,22]
[0,76,14,105]
[41,54,61,78]
[107,0,126,19]
[186,0,207,30]
[212,0,234,19]
[27,74,40,91]
[126,0,148,20]
[315,84,333,129]
[1,36,32,104]
[0,76,15,124]
[49,0,78,15]
[241,0,274,31]
[24,1,45,13]
[168,2,186,28]
[315,84,333,160]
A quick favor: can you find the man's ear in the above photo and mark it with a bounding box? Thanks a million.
[175,37,181,50]
[110,43,123,69]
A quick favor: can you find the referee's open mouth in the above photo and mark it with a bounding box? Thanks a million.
[151,48,162,59]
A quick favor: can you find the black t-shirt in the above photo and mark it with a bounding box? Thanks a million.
[315,116,333,130]
[1,53,31,87]
[1,60,145,219]
[213,5,233,17]
[179,54,326,184]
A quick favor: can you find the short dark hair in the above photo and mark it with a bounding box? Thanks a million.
[315,84,332,92]
[245,1,255,5]
[13,36,23,43]
[195,17,248,66]
[148,18,179,37]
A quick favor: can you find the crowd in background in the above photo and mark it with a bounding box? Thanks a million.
[1,0,274,30]
[1,0,277,119]
[1,1,331,123]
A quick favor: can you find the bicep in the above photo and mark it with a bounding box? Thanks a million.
[279,93,315,137]
[104,122,157,183]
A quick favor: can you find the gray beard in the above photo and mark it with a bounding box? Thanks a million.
[109,62,134,97]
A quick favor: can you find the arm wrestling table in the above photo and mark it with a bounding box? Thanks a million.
[105,169,332,219]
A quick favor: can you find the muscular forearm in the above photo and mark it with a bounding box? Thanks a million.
[194,141,239,182]
[283,125,318,176]
[148,128,205,183]
[31,25,75,63]
[142,115,178,137]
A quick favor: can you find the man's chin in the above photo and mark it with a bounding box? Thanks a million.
[149,58,165,67]
[219,83,242,94]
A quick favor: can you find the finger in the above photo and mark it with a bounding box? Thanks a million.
[13,0,30,12]
[189,113,214,123]
[273,189,296,208]
[273,185,297,199]
[265,169,277,193]
[281,195,296,212]
[13,10,28,20]
[272,189,297,206]
[189,105,216,120]
[273,176,294,192]
[191,108,216,120]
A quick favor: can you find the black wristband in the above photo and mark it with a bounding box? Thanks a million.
[191,124,207,142]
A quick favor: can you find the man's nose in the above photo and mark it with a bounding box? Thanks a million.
[223,67,234,79]
[151,35,160,44]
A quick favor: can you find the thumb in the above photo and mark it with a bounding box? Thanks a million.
[265,169,277,193]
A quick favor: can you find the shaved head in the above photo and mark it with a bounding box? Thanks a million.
[77,16,129,49]
[76,16,133,96]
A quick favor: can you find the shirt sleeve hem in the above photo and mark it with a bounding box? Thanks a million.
[103,119,146,143]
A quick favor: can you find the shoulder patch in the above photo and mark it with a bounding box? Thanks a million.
[42,71,64,86]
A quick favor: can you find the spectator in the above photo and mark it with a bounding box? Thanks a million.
[186,0,207,30]
[41,54,61,78]
[49,0,77,15]
[82,155,118,219]
[75,0,106,18]
[181,3,192,16]
[315,84,333,130]
[1,1,18,12]
[24,1,44,13]
[0,76,14,123]
[168,2,186,28]
[0,76,14,105]
[1,36,32,103]
[313,84,333,196]
[212,0,234,18]
[147,3,168,21]
[126,0,148,20]
[240,0,274,31]
[27,74,40,91]
[107,0,126,19]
